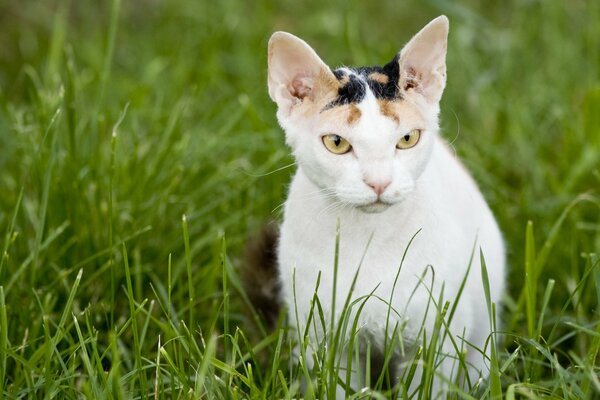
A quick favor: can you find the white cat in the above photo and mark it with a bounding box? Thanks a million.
[267,16,505,398]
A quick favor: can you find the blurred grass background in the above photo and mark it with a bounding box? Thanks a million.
[0,0,599,397]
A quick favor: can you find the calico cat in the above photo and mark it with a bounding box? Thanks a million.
[262,15,505,397]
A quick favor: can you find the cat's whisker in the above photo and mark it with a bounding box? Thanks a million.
[301,194,338,203]
[447,108,461,157]
[296,192,335,201]
[271,201,286,215]
[316,201,339,219]
[236,162,298,177]
[295,187,338,202]
[316,199,351,219]
[301,186,337,196]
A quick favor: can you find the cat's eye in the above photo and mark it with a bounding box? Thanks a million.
[396,129,421,149]
[322,134,352,154]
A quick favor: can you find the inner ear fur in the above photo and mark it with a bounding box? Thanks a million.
[267,32,338,110]
[397,15,449,103]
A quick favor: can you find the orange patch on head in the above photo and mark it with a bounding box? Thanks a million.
[368,72,389,84]
[313,68,342,99]
[295,68,342,116]
[346,104,362,125]
[318,103,362,126]
[378,100,400,124]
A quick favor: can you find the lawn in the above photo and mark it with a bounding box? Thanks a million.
[0,0,599,398]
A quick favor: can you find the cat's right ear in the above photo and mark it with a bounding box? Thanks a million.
[267,32,336,115]
[397,16,449,104]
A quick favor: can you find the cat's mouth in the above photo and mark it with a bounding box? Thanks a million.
[357,200,393,213]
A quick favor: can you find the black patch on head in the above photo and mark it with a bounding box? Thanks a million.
[332,69,346,81]
[356,54,402,101]
[324,55,402,111]
[326,70,366,109]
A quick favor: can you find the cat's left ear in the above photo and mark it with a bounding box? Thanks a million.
[397,15,449,104]
[267,32,337,115]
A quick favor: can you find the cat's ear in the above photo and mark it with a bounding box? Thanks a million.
[398,15,449,104]
[268,32,337,114]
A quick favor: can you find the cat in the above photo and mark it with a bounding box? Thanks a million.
[263,15,506,398]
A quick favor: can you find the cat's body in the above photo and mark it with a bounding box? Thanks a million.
[266,16,505,397]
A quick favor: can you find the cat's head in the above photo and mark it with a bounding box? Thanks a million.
[268,16,448,213]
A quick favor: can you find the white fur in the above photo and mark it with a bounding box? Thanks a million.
[268,16,505,398]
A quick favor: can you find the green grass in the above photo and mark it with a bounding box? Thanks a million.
[0,0,599,398]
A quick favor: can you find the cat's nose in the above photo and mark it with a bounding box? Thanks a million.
[365,180,390,196]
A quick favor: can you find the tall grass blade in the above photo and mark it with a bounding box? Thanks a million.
[0,287,6,395]
[480,250,502,399]
[109,331,124,400]
[109,103,128,327]
[182,215,194,332]
[72,314,101,399]
[98,0,121,107]
[535,279,555,340]
[0,187,23,279]
[30,108,61,286]
[524,221,537,339]
[122,243,147,398]
[330,219,341,338]
[221,234,229,359]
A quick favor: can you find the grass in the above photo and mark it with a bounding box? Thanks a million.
[0,0,599,398]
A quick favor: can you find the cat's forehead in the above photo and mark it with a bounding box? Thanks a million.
[317,96,424,137]
[317,60,424,129]
[324,55,402,111]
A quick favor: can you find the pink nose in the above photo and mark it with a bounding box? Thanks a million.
[365,180,390,196]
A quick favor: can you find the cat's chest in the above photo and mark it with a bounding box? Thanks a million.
[280,205,448,275]
[277,193,461,333]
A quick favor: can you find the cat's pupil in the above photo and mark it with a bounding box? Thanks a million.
[403,134,410,142]
[333,135,342,146]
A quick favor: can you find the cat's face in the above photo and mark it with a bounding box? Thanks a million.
[268,16,448,213]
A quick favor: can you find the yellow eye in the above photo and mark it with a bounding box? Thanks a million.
[396,129,421,149]
[322,134,352,154]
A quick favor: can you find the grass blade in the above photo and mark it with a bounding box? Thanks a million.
[0,187,23,279]
[480,250,502,399]
[72,314,101,399]
[122,243,147,397]
[524,221,537,339]
[182,215,194,332]
[98,0,121,107]
[0,287,6,395]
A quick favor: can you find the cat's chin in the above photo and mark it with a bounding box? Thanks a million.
[357,201,393,214]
